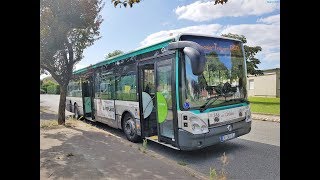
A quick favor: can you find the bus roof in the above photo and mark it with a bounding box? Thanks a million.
[73,33,241,75]
[73,37,175,74]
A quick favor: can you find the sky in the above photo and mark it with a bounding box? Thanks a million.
[40,0,280,79]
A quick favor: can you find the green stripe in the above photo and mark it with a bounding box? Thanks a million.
[190,103,248,114]
[175,51,180,111]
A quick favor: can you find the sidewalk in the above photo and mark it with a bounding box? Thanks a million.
[252,113,280,123]
[40,118,205,180]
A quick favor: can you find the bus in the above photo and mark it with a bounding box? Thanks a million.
[66,33,252,150]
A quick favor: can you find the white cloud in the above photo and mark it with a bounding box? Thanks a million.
[74,63,87,70]
[161,22,170,26]
[175,0,279,22]
[221,23,279,49]
[40,73,50,80]
[262,52,280,62]
[257,14,280,25]
[140,24,222,47]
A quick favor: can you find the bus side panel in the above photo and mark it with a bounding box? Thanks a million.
[114,100,140,135]
[94,98,118,128]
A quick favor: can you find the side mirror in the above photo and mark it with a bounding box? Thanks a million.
[168,41,206,75]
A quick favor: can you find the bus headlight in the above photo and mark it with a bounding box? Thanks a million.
[189,116,209,134]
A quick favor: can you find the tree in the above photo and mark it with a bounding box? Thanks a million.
[221,33,263,75]
[111,0,140,8]
[105,50,124,59]
[40,0,104,125]
[213,0,228,5]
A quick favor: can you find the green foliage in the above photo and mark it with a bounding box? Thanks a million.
[209,152,228,180]
[142,139,147,149]
[47,84,60,94]
[222,33,263,76]
[214,0,228,5]
[209,167,218,180]
[105,50,124,59]
[177,161,188,166]
[111,0,140,8]
[41,80,58,93]
[40,89,46,94]
[47,85,56,94]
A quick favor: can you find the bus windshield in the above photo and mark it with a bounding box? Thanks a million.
[181,36,247,110]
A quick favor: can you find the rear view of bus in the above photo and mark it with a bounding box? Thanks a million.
[173,34,251,150]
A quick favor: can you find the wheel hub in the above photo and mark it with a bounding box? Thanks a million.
[124,119,135,136]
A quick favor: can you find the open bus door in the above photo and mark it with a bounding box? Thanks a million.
[139,54,179,149]
[81,76,94,120]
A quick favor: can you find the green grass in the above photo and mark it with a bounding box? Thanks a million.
[248,97,280,115]
[177,161,188,166]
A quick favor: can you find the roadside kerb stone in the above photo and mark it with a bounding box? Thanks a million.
[252,113,280,123]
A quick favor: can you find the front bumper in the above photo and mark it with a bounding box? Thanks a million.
[178,120,251,150]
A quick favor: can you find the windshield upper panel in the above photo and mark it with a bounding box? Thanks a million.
[180,35,247,110]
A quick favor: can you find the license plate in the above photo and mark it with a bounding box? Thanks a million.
[220,133,235,142]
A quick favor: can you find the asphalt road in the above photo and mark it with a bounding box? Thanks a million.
[40,94,280,179]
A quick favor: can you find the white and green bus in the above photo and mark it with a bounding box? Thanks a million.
[66,33,252,150]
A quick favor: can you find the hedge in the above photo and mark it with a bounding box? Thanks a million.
[47,84,60,94]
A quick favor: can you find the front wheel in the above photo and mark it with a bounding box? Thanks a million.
[123,114,140,142]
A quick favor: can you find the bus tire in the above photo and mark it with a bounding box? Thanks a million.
[123,113,140,142]
[74,104,80,120]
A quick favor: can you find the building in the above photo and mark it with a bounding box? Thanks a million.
[247,68,280,97]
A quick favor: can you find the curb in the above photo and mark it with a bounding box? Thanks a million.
[252,113,280,123]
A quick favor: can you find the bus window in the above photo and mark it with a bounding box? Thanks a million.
[116,74,137,101]
[100,72,115,100]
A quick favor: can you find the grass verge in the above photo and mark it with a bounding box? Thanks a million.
[40,118,79,129]
[248,97,280,115]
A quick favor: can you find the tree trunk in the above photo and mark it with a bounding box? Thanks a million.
[58,85,67,125]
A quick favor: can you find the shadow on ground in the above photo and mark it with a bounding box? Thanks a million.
[40,105,58,120]
[40,126,197,180]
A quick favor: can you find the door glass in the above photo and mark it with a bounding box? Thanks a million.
[156,58,174,139]
[141,65,157,137]
[82,79,93,116]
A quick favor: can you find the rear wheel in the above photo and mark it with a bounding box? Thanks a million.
[123,113,140,142]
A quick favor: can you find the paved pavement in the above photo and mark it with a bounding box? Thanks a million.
[41,125,200,180]
[240,120,280,146]
[40,94,280,179]
[40,94,74,117]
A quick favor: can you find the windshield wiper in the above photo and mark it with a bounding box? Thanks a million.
[199,96,248,113]
[199,94,224,112]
